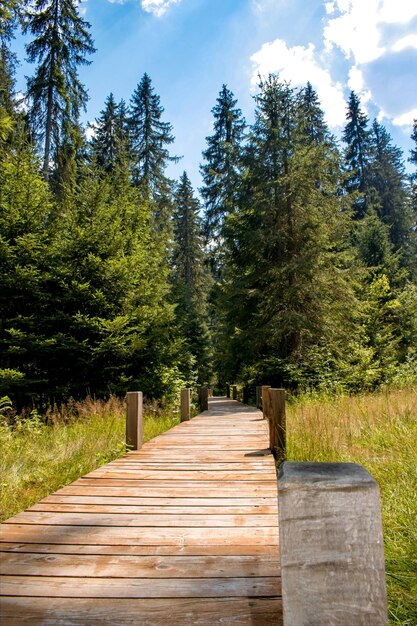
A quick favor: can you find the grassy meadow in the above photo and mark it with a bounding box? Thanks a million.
[0,396,181,522]
[286,388,417,626]
[1,388,416,624]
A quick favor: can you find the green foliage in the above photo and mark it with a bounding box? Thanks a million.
[23,0,95,178]
[0,395,180,521]
[286,389,417,625]
[172,172,213,384]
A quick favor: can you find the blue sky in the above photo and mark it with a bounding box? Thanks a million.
[13,0,417,189]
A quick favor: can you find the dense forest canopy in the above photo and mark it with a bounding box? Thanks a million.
[1,0,416,407]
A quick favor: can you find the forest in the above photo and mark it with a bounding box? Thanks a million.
[1,0,417,410]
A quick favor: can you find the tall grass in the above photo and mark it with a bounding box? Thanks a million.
[286,388,417,626]
[0,396,180,522]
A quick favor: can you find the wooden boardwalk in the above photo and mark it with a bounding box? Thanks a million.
[0,397,281,625]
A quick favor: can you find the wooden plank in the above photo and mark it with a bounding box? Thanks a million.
[84,470,275,481]
[0,553,280,578]
[53,483,278,498]
[0,397,281,625]
[6,512,279,528]
[32,496,278,508]
[0,544,279,557]
[0,524,279,545]
[0,575,281,598]
[28,503,278,515]
[0,597,283,625]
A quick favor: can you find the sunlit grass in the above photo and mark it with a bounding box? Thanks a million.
[0,395,180,522]
[286,388,417,626]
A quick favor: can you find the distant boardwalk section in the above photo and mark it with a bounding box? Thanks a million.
[0,397,282,625]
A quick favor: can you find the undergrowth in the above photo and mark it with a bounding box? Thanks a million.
[286,388,417,626]
[0,395,180,522]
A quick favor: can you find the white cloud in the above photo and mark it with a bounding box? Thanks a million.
[323,0,417,64]
[392,109,417,128]
[392,34,417,53]
[250,39,347,128]
[141,0,182,17]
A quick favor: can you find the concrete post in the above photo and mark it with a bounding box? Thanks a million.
[126,391,143,450]
[180,388,191,422]
[278,462,388,626]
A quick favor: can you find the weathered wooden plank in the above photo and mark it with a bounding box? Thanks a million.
[0,524,279,545]
[0,544,279,557]
[53,483,278,498]
[28,503,278,515]
[84,470,275,481]
[0,575,281,598]
[0,553,280,578]
[0,397,281,625]
[7,512,279,527]
[0,597,283,626]
[32,496,278,507]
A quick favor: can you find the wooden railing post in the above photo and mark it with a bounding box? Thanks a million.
[226,384,230,399]
[261,385,271,419]
[180,388,191,422]
[279,462,388,625]
[256,386,262,409]
[232,385,237,400]
[126,391,143,450]
[269,388,286,458]
[198,386,209,412]
[243,386,249,405]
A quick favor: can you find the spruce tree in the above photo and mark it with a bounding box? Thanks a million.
[409,119,417,210]
[297,82,329,145]
[200,85,245,242]
[128,73,177,194]
[368,120,413,255]
[172,172,212,383]
[218,76,356,387]
[342,91,372,217]
[90,93,128,173]
[23,0,95,180]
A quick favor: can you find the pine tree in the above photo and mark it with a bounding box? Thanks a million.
[409,119,417,210]
[342,91,372,217]
[200,85,245,242]
[368,119,413,256]
[90,93,128,173]
[0,124,55,404]
[218,76,356,387]
[128,73,177,195]
[23,0,95,180]
[296,82,329,145]
[0,0,19,133]
[172,172,212,383]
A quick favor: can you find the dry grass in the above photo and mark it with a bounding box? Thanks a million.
[287,388,417,626]
[0,395,181,522]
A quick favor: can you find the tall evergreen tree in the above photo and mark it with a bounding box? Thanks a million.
[342,91,372,217]
[409,119,417,209]
[200,85,245,242]
[23,0,95,180]
[296,82,329,145]
[217,76,356,387]
[172,172,212,383]
[90,93,128,173]
[368,119,414,257]
[0,0,19,134]
[128,73,177,194]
